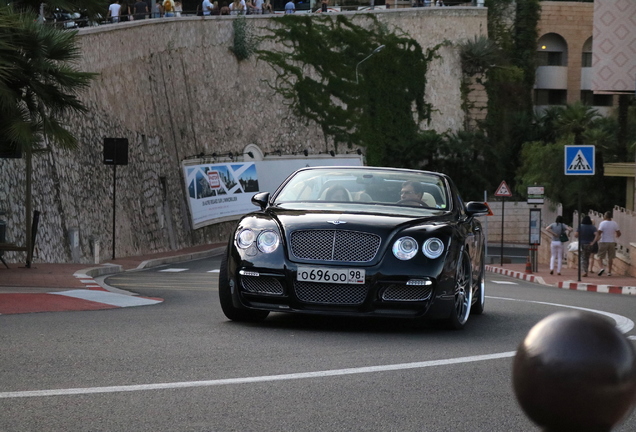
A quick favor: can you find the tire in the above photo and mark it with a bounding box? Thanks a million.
[218,252,269,322]
[471,255,485,316]
[446,249,473,330]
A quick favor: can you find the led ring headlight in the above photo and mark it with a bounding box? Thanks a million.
[422,238,444,259]
[392,236,418,260]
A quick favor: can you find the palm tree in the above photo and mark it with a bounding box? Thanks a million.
[554,101,600,144]
[0,4,96,266]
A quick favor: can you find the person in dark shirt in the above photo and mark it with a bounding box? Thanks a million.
[133,0,148,19]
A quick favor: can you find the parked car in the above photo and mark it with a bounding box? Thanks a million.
[219,166,489,329]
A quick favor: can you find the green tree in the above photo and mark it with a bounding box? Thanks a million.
[10,0,107,21]
[0,5,96,265]
[256,15,441,167]
[515,104,626,218]
[483,0,541,193]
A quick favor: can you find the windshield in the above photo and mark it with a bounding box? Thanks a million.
[274,167,449,212]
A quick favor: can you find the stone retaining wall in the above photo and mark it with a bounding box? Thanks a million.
[0,8,487,264]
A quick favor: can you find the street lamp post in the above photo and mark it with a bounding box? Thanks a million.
[355,45,386,84]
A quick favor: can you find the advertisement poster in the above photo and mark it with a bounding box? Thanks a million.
[182,155,363,229]
[184,162,259,229]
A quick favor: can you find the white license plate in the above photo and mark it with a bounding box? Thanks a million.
[297,267,365,284]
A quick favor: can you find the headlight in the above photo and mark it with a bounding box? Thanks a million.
[237,229,255,249]
[422,238,444,259]
[392,237,418,260]
[257,230,280,253]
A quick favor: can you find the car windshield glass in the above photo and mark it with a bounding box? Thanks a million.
[274,167,448,211]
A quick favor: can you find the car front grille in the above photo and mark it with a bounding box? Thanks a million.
[290,230,381,262]
[241,276,284,295]
[294,281,368,305]
[380,284,433,302]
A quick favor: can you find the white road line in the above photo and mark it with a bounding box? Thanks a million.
[159,268,188,272]
[1,297,632,400]
[488,296,635,334]
[49,290,162,308]
[491,281,518,285]
[207,269,220,273]
[0,351,516,399]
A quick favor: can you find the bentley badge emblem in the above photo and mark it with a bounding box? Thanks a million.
[327,220,346,225]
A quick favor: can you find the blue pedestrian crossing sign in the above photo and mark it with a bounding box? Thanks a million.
[565,145,595,175]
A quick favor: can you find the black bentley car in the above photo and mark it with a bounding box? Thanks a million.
[219,166,489,329]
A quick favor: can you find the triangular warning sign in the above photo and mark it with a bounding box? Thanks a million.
[484,202,494,216]
[568,150,592,172]
[495,180,512,197]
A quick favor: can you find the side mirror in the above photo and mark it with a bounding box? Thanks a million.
[465,201,489,217]
[251,192,270,210]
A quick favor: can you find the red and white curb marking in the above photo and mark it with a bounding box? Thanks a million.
[73,273,108,291]
[0,272,162,315]
[556,282,636,295]
[486,265,546,285]
[486,265,636,295]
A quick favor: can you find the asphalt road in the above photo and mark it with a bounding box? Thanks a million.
[2,257,636,431]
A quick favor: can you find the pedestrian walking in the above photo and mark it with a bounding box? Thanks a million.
[596,211,621,276]
[108,0,122,22]
[575,215,598,277]
[546,216,572,275]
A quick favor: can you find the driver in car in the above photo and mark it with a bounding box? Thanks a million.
[400,181,436,207]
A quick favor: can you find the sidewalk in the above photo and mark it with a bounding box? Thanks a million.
[0,243,225,314]
[2,245,636,315]
[487,262,636,295]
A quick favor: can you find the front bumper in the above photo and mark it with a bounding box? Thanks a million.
[229,260,456,320]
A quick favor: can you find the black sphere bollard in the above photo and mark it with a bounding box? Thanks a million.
[513,311,636,432]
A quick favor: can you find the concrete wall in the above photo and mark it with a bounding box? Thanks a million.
[0,8,487,264]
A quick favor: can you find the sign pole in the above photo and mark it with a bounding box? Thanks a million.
[565,145,595,282]
[494,180,512,266]
[500,197,505,266]
[112,163,117,260]
[577,191,582,282]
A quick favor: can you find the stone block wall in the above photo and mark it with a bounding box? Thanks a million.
[0,8,487,264]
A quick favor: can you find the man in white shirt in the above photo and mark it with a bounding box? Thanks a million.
[254,0,263,14]
[596,211,621,276]
[108,0,122,22]
[202,0,213,15]
[284,0,295,13]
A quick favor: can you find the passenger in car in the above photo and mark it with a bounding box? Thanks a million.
[323,185,351,202]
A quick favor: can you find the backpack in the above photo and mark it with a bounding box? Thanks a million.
[164,0,173,11]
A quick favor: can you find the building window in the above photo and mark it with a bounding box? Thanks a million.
[581,52,592,68]
[535,89,567,106]
[580,91,613,107]
[537,51,564,67]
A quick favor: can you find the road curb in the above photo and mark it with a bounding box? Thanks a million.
[486,265,546,285]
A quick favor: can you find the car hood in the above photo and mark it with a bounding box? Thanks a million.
[267,207,451,238]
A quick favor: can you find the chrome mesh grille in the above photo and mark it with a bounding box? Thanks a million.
[381,284,432,302]
[241,276,284,295]
[294,281,368,305]
[290,230,381,262]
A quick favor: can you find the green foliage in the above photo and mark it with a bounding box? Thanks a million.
[459,35,500,78]
[231,16,256,61]
[256,14,441,167]
[11,0,107,21]
[516,104,627,215]
[430,130,495,200]
[481,0,540,194]
[0,4,96,154]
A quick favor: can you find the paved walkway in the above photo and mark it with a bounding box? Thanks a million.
[2,244,635,314]
[487,262,636,295]
[0,243,225,314]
